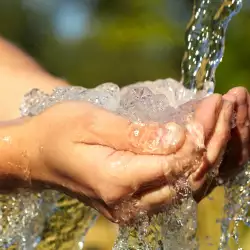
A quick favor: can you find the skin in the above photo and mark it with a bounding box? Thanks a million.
[0,37,248,223]
[193,87,250,201]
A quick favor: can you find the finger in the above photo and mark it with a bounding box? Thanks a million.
[72,141,203,204]
[100,149,184,191]
[223,93,236,103]
[222,93,236,128]
[137,176,195,213]
[109,131,206,191]
[121,130,207,191]
[226,87,249,164]
[76,103,186,155]
[194,94,223,141]
[175,95,224,182]
[227,87,248,127]
[206,100,234,166]
[126,122,186,155]
[66,144,171,203]
[136,185,176,212]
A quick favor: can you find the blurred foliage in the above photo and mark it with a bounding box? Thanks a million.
[0,0,249,249]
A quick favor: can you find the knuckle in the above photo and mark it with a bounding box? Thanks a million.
[230,87,248,103]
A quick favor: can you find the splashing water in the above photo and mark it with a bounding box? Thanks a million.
[112,178,199,250]
[0,1,248,250]
[217,162,250,250]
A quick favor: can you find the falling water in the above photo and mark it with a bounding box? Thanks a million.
[181,0,243,91]
[218,166,250,250]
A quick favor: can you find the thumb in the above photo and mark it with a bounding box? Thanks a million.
[78,103,186,155]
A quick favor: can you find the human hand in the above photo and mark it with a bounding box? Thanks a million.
[218,87,249,180]
[24,101,189,223]
[18,93,232,223]
[193,87,249,201]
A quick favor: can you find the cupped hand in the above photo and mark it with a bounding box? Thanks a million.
[24,94,233,223]
[193,87,249,201]
[218,87,249,180]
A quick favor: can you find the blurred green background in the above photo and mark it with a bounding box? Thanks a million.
[0,0,249,249]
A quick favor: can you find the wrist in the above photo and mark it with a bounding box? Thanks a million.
[0,118,33,190]
[0,116,59,191]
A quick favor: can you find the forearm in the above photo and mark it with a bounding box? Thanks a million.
[0,37,69,120]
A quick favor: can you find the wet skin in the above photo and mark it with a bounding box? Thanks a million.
[194,87,250,202]
[0,87,247,224]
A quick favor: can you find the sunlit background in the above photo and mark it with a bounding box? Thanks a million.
[0,0,250,249]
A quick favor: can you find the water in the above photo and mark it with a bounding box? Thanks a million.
[0,0,248,250]
[218,163,250,250]
[181,0,243,91]
[113,182,198,250]
[113,199,197,250]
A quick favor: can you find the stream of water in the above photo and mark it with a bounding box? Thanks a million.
[181,0,243,91]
